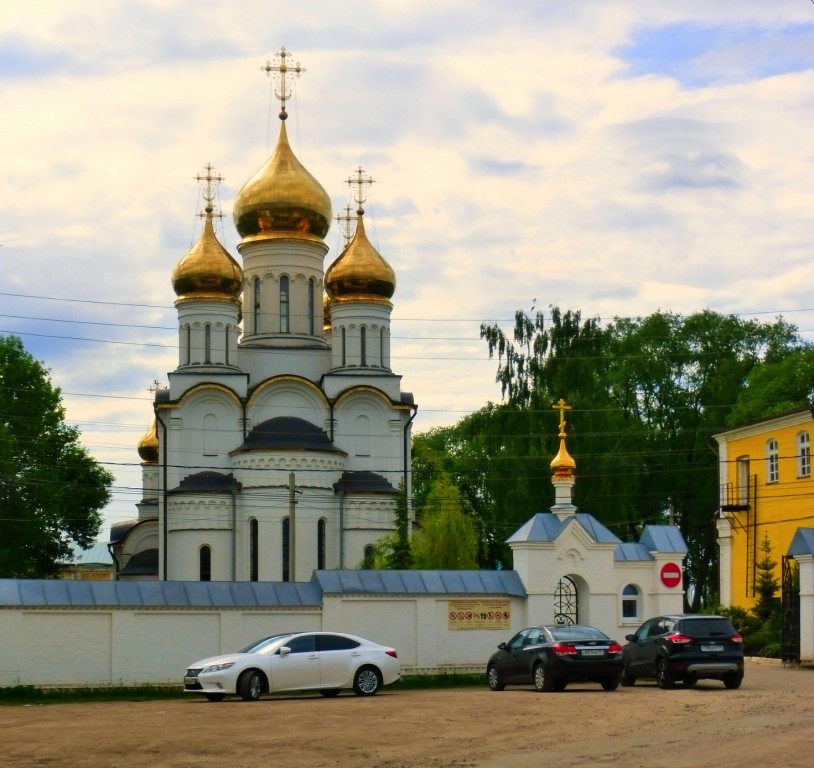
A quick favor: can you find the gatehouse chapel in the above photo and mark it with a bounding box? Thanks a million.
[111,49,416,581]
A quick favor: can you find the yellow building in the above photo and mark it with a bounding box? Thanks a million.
[715,406,814,609]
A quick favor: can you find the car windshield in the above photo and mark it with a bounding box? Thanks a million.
[548,626,609,642]
[238,634,293,654]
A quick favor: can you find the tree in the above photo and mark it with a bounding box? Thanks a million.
[752,533,781,623]
[411,476,479,569]
[0,335,113,577]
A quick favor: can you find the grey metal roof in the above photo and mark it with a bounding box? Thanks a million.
[169,471,240,494]
[614,542,653,562]
[313,569,526,597]
[639,525,688,554]
[787,527,814,557]
[506,512,620,546]
[233,417,345,455]
[333,471,396,495]
[0,579,322,608]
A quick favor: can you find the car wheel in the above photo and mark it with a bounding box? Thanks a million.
[656,658,675,690]
[319,689,342,697]
[353,666,382,696]
[683,675,697,688]
[723,672,743,690]
[204,693,226,702]
[238,670,264,701]
[620,668,636,687]
[487,665,504,692]
[601,675,619,691]
[533,662,554,692]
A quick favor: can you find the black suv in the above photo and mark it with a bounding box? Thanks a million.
[621,614,744,689]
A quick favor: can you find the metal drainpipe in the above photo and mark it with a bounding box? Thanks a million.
[231,485,237,581]
[107,543,120,581]
[403,404,418,494]
[155,408,168,581]
[339,490,345,569]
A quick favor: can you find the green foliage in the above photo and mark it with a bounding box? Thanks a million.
[411,475,479,569]
[386,482,413,569]
[728,348,814,425]
[753,533,781,623]
[0,335,113,577]
[411,306,805,605]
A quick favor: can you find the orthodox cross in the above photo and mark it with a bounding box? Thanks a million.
[553,398,571,438]
[346,166,374,214]
[261,47,305,119]
[195,163,224,222]
[336,204,356,246]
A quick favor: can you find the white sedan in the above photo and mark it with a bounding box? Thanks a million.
[183,631,400,701]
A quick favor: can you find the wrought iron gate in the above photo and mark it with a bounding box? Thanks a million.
[781,555,800,664]
[554,576,578,625]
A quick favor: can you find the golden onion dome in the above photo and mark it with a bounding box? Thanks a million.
[172,206,243,300]
[137,420,159,464]
[233,119,332,244]
[325,210,395,301]
[550,437,576,477]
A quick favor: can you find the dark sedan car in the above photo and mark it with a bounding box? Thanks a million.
[621,614,744,689]
[486,624,623,692]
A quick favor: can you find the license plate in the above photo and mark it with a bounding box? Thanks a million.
[701,644,724,653]
[184,676,197,685]
[581,649,604,657]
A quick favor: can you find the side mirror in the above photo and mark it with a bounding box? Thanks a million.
[625,634,636,642]
[497,642,507,651]
[278,646,291,657]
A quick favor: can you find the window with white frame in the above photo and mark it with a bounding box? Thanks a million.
[798,431,810,478]
[767,439,779,483]
[621,584,641,621]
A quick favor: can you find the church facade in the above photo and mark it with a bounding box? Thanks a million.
[111,57,415,582]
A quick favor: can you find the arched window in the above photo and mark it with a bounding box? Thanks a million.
[204,324,211,363]
[282,516,290,582]
[308,278,315,335]
[360,326,367,366]
[798,431,810,478]
[249,518,259,582]
[380,328,385,367]
[621,584,640,621]
[280,275,290,333]
[203,414,217,456]
[317,519,326,570]
[363,544,374,567]
[199,545,212,581]
[767,438,779,483]
[224,326,230,366]
[253,277,261,333]
[185,325,191,365]
[341,327,347,367]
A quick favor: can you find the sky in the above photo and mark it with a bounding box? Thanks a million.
[2,0,814,543]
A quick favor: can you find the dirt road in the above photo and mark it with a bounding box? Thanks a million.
[1,662,812,768]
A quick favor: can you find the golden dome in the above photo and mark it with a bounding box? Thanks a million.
[233,120,332,244]
[324,211,396,301]
[550,437,576,477]
[172,206,243,300]
[137,420,159,464]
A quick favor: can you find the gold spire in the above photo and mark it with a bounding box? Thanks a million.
[172,164,243,300]
[233,49,332,244]
[324,167,395,302]
[137,419,159,464]
[550,398,576,476]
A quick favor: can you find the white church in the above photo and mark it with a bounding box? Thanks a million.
[110,51,415,582]
[0,51,699,688]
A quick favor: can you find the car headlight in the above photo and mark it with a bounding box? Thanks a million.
[201,662,235,673]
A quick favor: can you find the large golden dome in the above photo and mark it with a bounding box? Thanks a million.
[137,420,159,464]
[172,206,243,300]
[325,211,395,301]
[550,437,576,477]
[233,119,332,244]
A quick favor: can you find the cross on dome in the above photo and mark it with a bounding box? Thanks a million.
[553,398,572,438]
[336,204,356,246]
[261,47,305,120]
[195,163,224,221]
[347,166,374,214]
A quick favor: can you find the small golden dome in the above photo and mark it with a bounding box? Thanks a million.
[137,420,159,463]
[233,120,332,244]
[172,206,243,300]
[324,211,396,301]
[550,437,576,477]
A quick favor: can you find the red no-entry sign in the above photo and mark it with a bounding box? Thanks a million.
[660,562,682,588]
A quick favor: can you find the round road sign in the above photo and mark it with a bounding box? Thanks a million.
[660,562,682,588]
